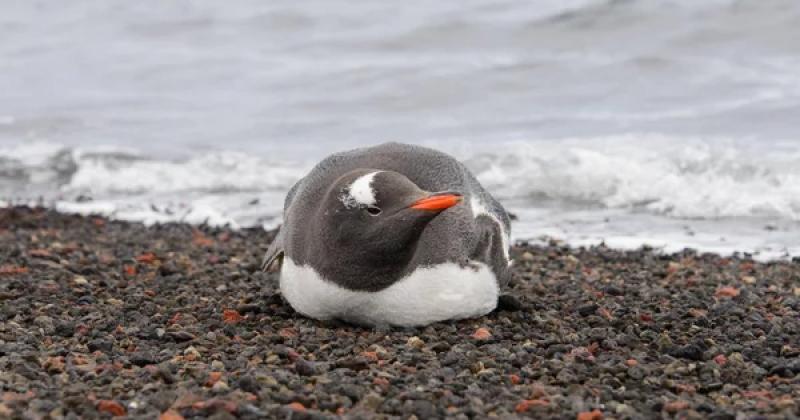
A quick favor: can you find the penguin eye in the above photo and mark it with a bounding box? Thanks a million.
[366,206,382,216]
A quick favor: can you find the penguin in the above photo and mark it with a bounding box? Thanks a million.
[262,142,512,327]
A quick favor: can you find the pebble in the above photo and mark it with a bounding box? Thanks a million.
[236,375,260,394]
[130,352,157,367]
[671,344,705,361]
[33,315,54,331]
[577,303,599,317]
[741,276,756,285]
[183,346,201,359]
[211,381,229,393]
[295,358,317,376]
[169,331,195,342]
[407,336,425,350]
[88,338,113,353]
[472,327,492,340]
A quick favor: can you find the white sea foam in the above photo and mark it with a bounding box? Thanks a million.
[1,143,306,228]
[67,151,304,194]
[2,137,799,259]
[0,141,63,166]
[467,135,800,221]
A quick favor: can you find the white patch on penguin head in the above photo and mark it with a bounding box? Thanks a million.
[341,171,381,209]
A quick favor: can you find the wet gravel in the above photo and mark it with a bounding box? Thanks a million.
[1,206,799,419]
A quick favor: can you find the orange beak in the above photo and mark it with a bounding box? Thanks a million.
[409,193,463,211]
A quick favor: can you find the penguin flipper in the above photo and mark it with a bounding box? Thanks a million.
[262,227,285,273]
[471,215,512,288]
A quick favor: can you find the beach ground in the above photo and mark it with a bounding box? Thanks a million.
[0,206,798,419]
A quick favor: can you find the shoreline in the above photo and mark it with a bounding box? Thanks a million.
[5,202,799,263]
[1,206,798,418]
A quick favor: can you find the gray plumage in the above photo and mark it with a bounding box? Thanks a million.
[263,142,511,294]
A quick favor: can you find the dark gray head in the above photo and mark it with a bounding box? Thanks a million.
[308,168,462,291]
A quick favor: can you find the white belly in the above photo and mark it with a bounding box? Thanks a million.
[279,258,499,327]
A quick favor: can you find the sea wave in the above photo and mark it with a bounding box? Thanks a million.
[468,135,800,221]
[3,137,800,224]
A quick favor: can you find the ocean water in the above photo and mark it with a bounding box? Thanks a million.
[2,0,800,259]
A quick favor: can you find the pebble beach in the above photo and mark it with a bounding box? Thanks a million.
[1,206,799,419]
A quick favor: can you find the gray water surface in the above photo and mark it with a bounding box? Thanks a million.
[2,0,800,258]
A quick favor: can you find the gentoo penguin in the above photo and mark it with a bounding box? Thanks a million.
[262,142,512,327]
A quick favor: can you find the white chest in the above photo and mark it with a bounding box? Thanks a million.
[279,258,499,327]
